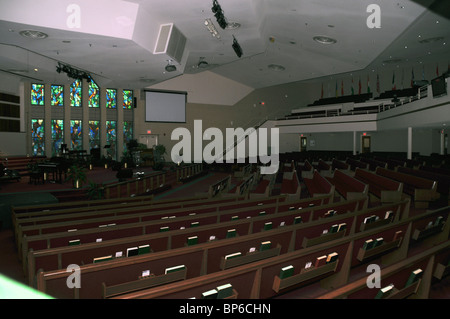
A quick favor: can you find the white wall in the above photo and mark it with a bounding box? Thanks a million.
[0,132,26,156]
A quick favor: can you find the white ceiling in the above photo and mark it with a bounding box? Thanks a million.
[0,0,448,90]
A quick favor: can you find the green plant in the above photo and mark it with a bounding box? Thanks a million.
[86,181,104,200]
[66,164,87,188]
[153,144,166,163]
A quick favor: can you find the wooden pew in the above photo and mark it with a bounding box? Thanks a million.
[14,195,248,254]
[35,199,415,299]
[346,158,368,171]
[354,168,403,203]
[398,166,450,198]
[208,175,232,198]
[326,169,368,200]
[331,158,350,171]
[359,157,388,171]
[376,167,438,208]
[223,173,256,198]
[280,171,301,201]
[299,160,314,179]
[249,174,275,199]
[103,204,446,300]
[26,195,335,284]
[20,195,290,265]
[304,170,335,202]
[318,240,450,299]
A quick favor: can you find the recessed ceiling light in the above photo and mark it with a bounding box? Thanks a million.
[382,58,403,64]
[419,36,444,44]
[225,21,240,30]
[19,30,48,39]
[313,36,337,45]
[268,64,285,71]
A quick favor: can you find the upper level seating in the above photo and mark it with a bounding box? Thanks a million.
[308,93,373,107]
[374,87,419,100]
[326,169,368,200]
[354,168,403,203]
[375,167,438,208]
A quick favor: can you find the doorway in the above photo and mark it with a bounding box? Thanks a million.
[361,135,371,154]
[139,134,159,149]
[300,136,307,152]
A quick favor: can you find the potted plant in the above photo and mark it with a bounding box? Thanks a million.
[86,181,104,200]
[67,164,87,189]
[153,144,166,162]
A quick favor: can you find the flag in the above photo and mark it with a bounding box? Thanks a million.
[376,73,380,94]
[335,81,338,97]
[351,77,355,95]
[392,71,396,90]
[358,77,362,95]
[367,75,371,94]
[411,68,415,88]
[341,80,344,96]
[321,83,324,99]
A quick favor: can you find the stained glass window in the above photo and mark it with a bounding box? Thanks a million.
[123,90,133,109]
[106,89,117,109]
[88,80,100,108]
[123,121,133,153]
[51,85,64,106]
[70,79,82,107]
[31,119,45,156]
[31,84,45,106]
[106,120,117,160]
[70,120,83,150]
[51,120,64,156]
[89,121,100,150]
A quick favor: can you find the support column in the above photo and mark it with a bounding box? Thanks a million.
[353,131,357,156]
[407,127,413,160]
[440,129,445,155]
[44,84,52,158]
[117,88,124,160]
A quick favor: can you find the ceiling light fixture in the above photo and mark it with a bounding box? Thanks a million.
[19,30,48,39]
[313,35,337,45]
[211,0,228,29]
[204,18,221,39]
[56,62,92,82]
[165,60,177,72]
[232,35,243,58]
[225,21,241,30]
[197,57,209,68]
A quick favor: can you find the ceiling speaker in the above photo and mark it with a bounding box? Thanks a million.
[154,23,186,65]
